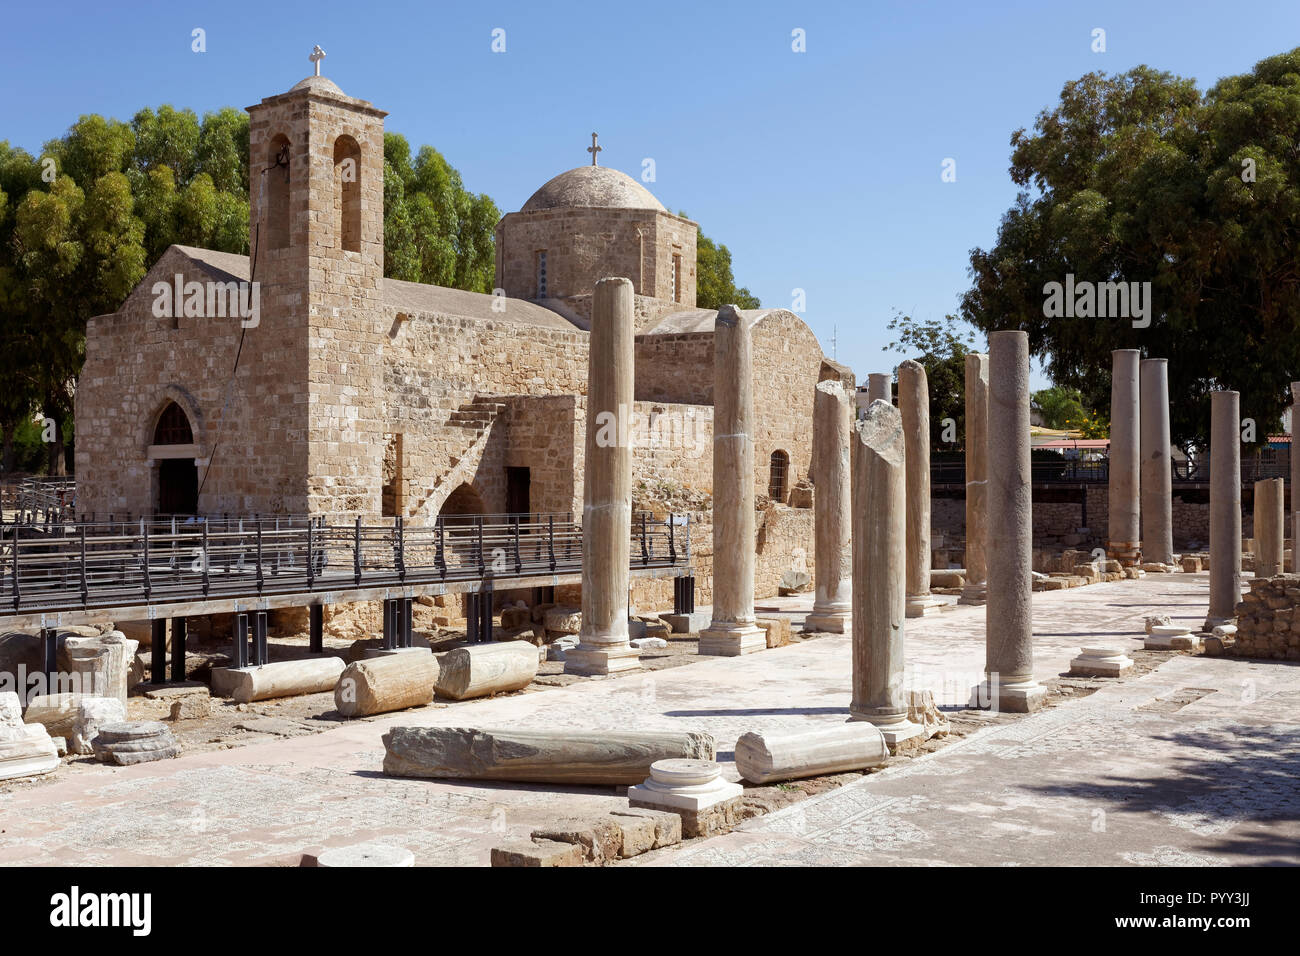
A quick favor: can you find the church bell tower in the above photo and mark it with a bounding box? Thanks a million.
[245,48,389,515]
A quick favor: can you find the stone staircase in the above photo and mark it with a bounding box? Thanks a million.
[405,398,507,520]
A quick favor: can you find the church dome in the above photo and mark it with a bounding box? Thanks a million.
[521,165,666,213]
[289,75,346,97]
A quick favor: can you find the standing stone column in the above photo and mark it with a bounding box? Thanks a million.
[898,360,942,617]
[974,331,1046,713]
[1254,478,1284,579]
[1291,383,1300,570]
[699,306,767,656]
[867,373,891,405]
[565,278,641,675]
[1108,349,1141,565]
[960,353,989,605]
[806,380,852,633]
[848,400,921,749]
[1139,358,1174,567]
[1207,391,1242,628]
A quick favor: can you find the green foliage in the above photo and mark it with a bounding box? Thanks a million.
[382,133,498,293]
[883,311,974,449]
[0,112,503,474]
[683,213,759,310]
[4,415,50,474]
[1031,385,1109,438]
[1032,386,1087,430]
[963,51,1300,451]
[0,107,758,475]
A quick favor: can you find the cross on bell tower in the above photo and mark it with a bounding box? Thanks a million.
[587,132,601,166]
[309,45,326,76]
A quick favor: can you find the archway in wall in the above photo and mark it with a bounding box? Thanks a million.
[438,482,489,620]
[153,402,198,515]
[438,482,486,536]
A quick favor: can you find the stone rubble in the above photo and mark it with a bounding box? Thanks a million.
[90,720,180,766]
[70,696,127,755]
[1233,573,1300,660]
[0,691,60,781]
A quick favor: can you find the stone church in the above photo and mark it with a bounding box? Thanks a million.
[74,68,834,602]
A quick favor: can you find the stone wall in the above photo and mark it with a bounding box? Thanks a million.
[629,402,713,493]
[932,488,1255,556]
[627,501,815,612]
[1080,487,1253,549]
[499,396,580,516]
[755,505,815,598]
[1234,574,1300,660]
[751,313,821,505]
[635,332,712,406]
[76,248,312,518]
[495,206,697,311]
[382,310,589,522]
[633,311,823,506]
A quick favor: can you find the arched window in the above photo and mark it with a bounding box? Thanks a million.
[768,450,789,501]
[334,135,362,252]
[153,402,194,445]
[265,134,291,250]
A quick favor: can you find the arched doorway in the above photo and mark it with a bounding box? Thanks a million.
[438,482,486,535]
[438,482,489,620]
[153,402,198,515]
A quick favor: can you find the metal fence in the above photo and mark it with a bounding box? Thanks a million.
[3,476,76,525]
[930,456,1286,485]
[1,511,689,616]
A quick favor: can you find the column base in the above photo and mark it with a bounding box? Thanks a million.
[1203,615,1236,632]
[957,584,987,606]
[627,759,743,839]
[1107,542,1142,567]
[1069,646,1134,677]
[562,642,641,676]
[698,622,767,657]
[804,610,849,633]
[1146,627,1200,651]
[970,677,1047,714]
[847,709,925,752]
[905,595,946,618]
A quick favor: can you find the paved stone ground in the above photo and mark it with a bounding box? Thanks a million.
[1,572,1296,866]
[636,652,1300,866]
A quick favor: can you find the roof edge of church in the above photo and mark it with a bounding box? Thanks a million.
[121,245,586,331]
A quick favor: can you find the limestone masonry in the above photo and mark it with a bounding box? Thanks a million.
[74,69,826,605]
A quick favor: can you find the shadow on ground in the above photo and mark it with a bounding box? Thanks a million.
[1021,725,1300,864]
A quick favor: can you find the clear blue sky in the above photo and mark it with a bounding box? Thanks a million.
[2,0,1296,390]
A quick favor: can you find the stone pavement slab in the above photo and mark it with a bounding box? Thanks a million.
[2,572,1291,866]
[638,653,1300,866]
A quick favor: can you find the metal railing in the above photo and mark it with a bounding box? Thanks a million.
[930,459,1110,484]
[1,511,690,616]
[4,476,76,525]
[930,457,1286,485]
